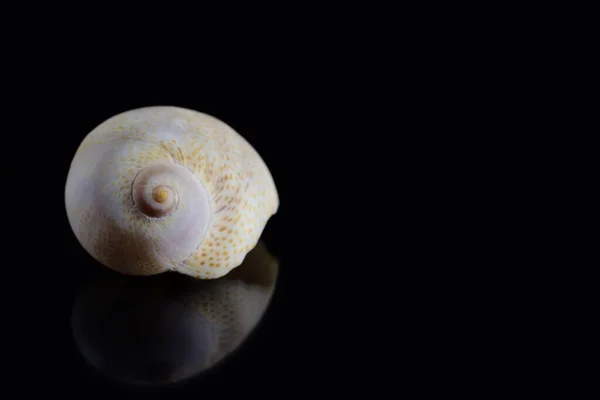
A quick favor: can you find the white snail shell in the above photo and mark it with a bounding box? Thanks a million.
[65,106,279,279]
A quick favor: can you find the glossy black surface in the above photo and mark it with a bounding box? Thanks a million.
[6,8,600,397]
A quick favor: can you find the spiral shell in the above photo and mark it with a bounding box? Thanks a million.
[65,106,279,279]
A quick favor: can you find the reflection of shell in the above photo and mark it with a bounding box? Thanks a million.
[180,242,278,365]
[71,242,278,385]
[65,106,279,279]
[185,279,271,364]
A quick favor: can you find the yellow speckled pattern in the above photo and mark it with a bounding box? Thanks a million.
[65,106,279,279]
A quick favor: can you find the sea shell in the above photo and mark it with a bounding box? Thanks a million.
[65,106,279,279]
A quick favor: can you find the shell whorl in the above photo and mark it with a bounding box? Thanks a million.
[132,167,180,219]
[65,106,279,279]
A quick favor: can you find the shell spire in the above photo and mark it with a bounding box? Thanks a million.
[65,106,279,279]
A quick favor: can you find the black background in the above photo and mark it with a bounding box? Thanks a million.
[3,5,600,398]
